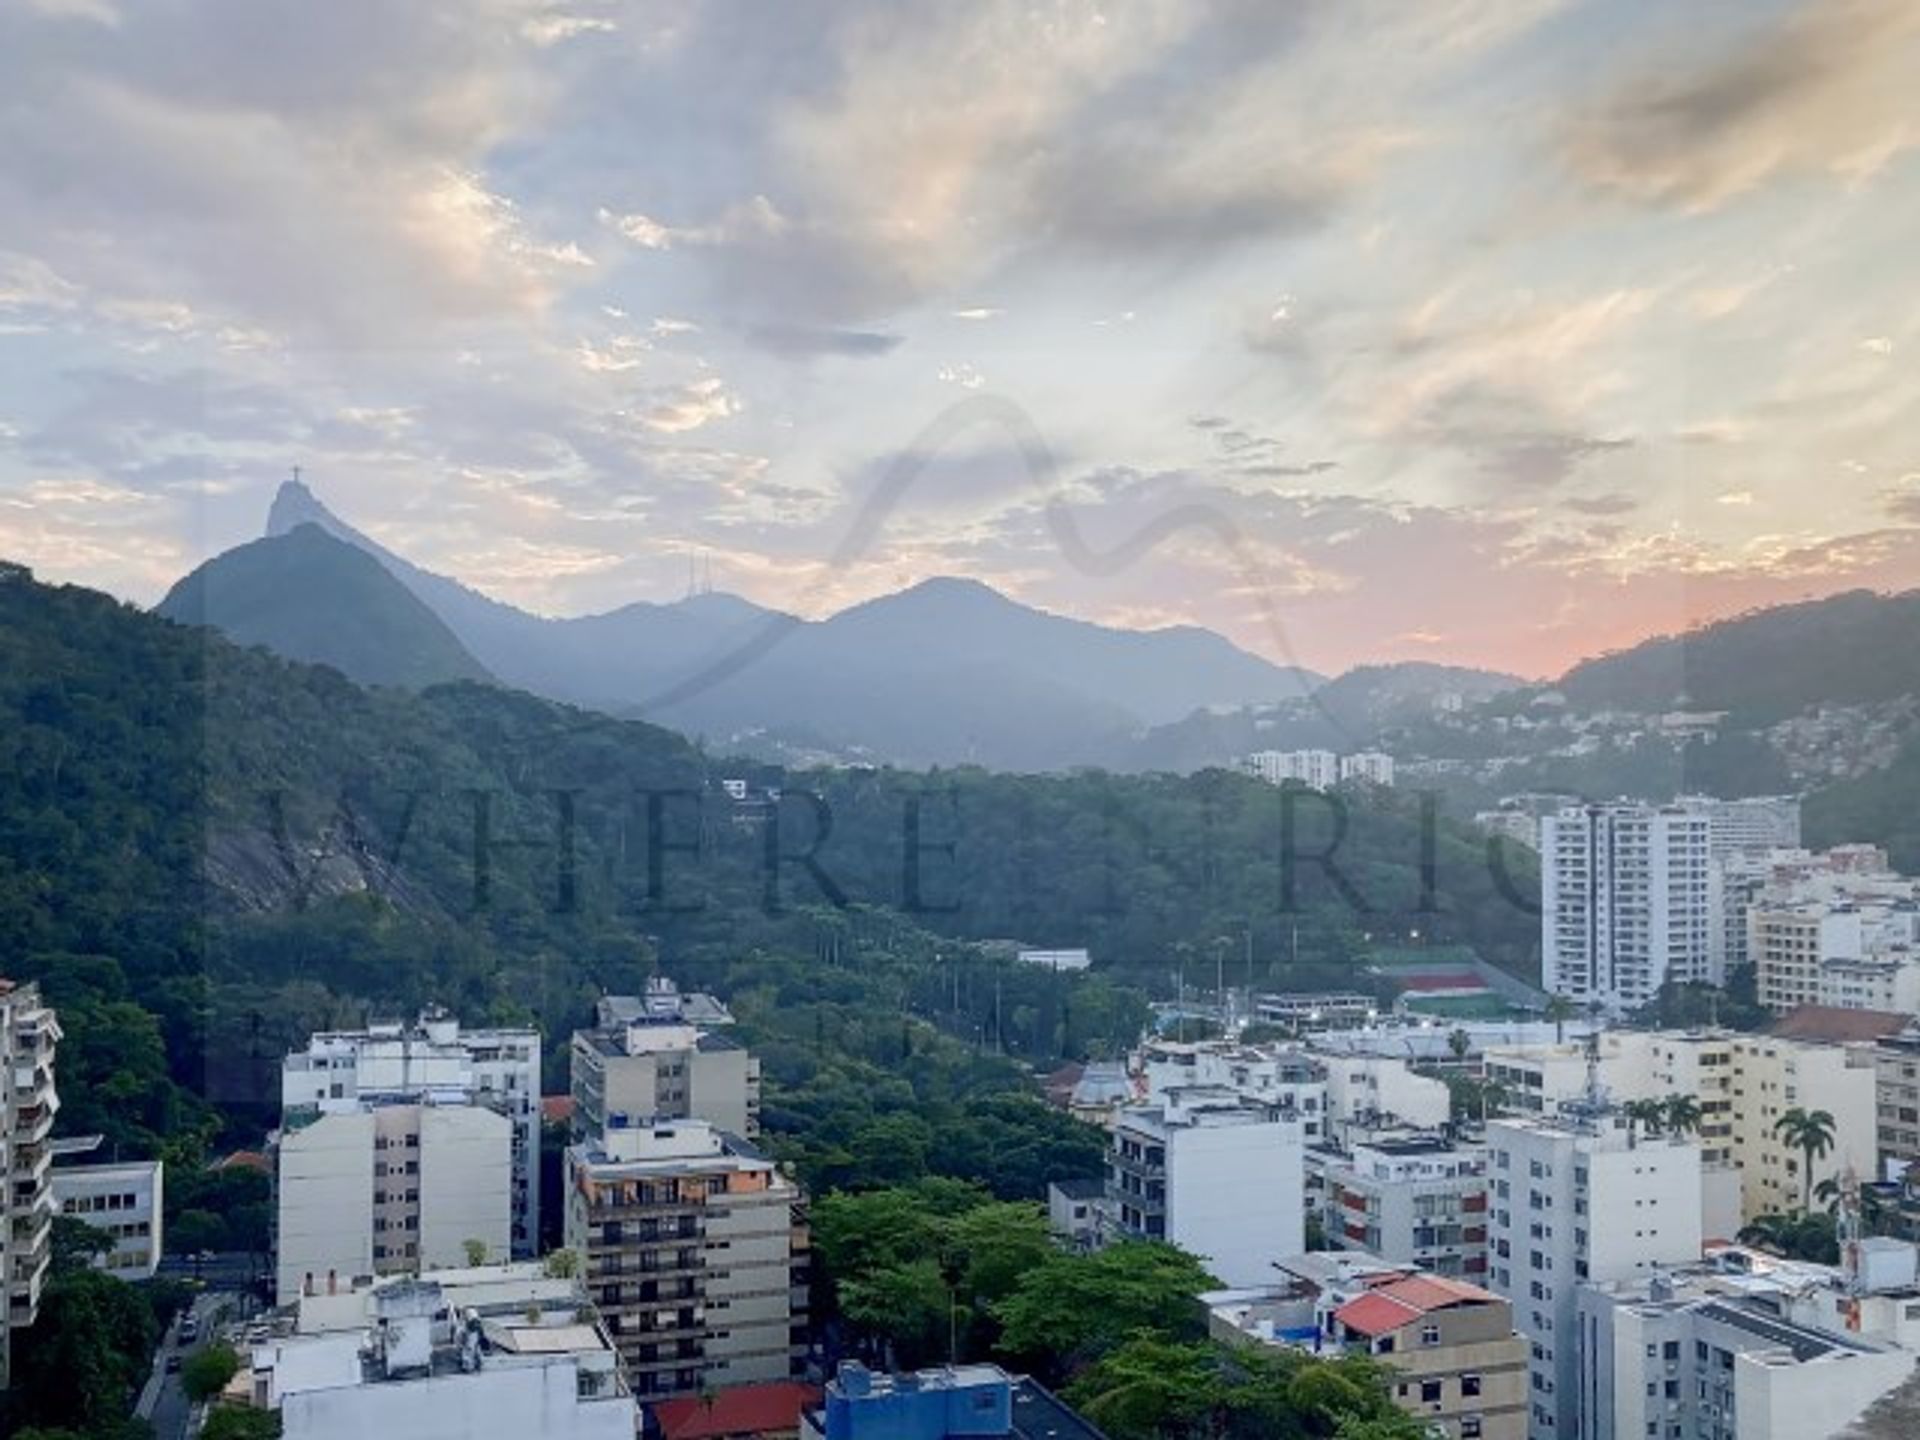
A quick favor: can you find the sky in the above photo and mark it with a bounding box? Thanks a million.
[1,0,1918,679]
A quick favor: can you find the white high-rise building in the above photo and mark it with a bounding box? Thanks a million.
[1486,1107,1703,1440]
[1,980,61,1388]
[1541,804,1713,1011]
[282,1012,541,1255]
[1106,1085,1304,1286]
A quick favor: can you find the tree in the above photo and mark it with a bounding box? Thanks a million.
[1774,1108,1838,1212]
[1622,1099,1666,1144]
[170,1208,227,1257]
[543,1248,580,1280]
[6,1270,158,1433]
[1546,992,1575,1045]
[462,1238,489,1267]
[201,1408,284,1440]
[1661,1093,1702,1138]
[50,1215,115,1275]
[1446,1028,1470,1063]
[182,1343,243,1403]
[994,1242,1217,1379]
[839,1257,952,1369]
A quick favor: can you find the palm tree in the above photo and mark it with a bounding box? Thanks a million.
[1662,1093,1702,1139]
[1622,1098,1666,1145]
[1813,1176,1841,1214]
[1774,1108,1838,1212]
[1447,1028,1471,1064]
[1546,993,1575,1045]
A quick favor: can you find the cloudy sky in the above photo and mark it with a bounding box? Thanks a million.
[2,0,1918,678]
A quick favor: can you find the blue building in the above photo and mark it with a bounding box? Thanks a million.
[806,1362,1106,1440]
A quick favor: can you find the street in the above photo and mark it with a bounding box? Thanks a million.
[135,1291,237,1440]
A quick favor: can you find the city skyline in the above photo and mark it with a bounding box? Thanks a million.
[3,0,1919,676]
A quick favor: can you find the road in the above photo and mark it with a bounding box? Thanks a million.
[136,1290,237,1440]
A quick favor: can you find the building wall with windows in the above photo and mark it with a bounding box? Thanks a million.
[53,1159,163,1278]
[1321,1138,1490,1280]
[1,978,61,1388]
[1485,1112,1702,1440]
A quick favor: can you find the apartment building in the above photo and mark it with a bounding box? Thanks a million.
[1320,1054,1452,1146]
[1576,1269,1912,1440]
[805,1361,1102,1440]
[1241,748,1340,789]
[1486,1109,1704,1440]
[1140,1039,1327,1139]
[1320,1136,1490,1279]
[1339,751,1397,787]
[564,1117,807,1400]
[1107,1085,1304,1286]
[275,1101,513,1304]
[52,1158,163,1278]
[570,986,759,1141]
[282,1012,541,1254]
[1873,1027,1920,1173]
[1329,1274,1529,1440]
[249,1263,637,1440]
[1541,804,1713,1011]
[1484,1029,1875,1224]
[1680,795,1802,857]
[1,979,61,1388]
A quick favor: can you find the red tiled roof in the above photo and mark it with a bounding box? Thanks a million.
[1395,974,1487,993]
[541,1095,577,1124]
[1771,1006,1911,1044]
[653,1382,821,1439]
[1334,1274,1501,1337]
[1334,1291,1423,1338]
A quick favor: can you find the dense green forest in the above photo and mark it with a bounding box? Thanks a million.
[1805,728,1920,873]
[0,564,1536,1183]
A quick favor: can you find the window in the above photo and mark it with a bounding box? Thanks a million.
[1421,1380,1443,1403]
[1461,1374,1482,1398]
[1462,1419,1483,1439]
[1421,1325,1441,1347]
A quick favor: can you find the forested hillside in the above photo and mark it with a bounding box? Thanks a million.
[0,562,1536,1187]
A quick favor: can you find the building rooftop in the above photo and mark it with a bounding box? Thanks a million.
[1332,1274,1503,1338]
[656,1381,822,1439]
[1771,1006,1915,1044]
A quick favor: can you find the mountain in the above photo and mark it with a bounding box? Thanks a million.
[156,523,492,689]
[1122,661,1523,771]
[1555,589,1920,721]
[254,481,1322,768]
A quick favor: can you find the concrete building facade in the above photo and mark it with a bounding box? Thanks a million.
[1,979,60,1387]
[1541,804,1714,1012]
[276,1102,513,1304]
[1321,1137,1490,1279]
[52,1158,163,1278]
[282,1013,541,1255]
[1486,1109,1704,1440]
[1107,1085,1305,1286]
[1330,1273,1529,1440]
[563,1118,807,1400]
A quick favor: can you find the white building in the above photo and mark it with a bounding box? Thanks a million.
[52,1159,163,1278]
[1319,1054,1452,1145]
[1107,1085,1305,1286]
[1541,803,1714,1011]
[1680,794,1803,857]
[1138,1039,1328,1140]
[1242,749,1341,789]
[1577,1267,1913,1440]
[1,979,61,1388]
[282,1013,541,1256]
[251,1263,636,1440]
[1486,1107,1704,1440]
[570,990,760,1141]
[275,1101,513,1305]
[1318,1135,1490,1279]
[1338,751,1396,787]
[1015,948,1092,972]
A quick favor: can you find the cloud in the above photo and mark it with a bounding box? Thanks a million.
[630,377,740,435]
[1564,0,1920,210]
[746,324,903,358]
[1884,477,1920,524]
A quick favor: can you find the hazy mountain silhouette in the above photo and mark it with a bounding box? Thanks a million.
[158,524,492,689]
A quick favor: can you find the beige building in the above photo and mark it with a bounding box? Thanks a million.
[1484,1030,1876,1222]
[564,1118,807,1401]
[275,1101,514,1304]
[1,979,61,1387]
[570,988,759,1140]
[1330,1274,1528,1440]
